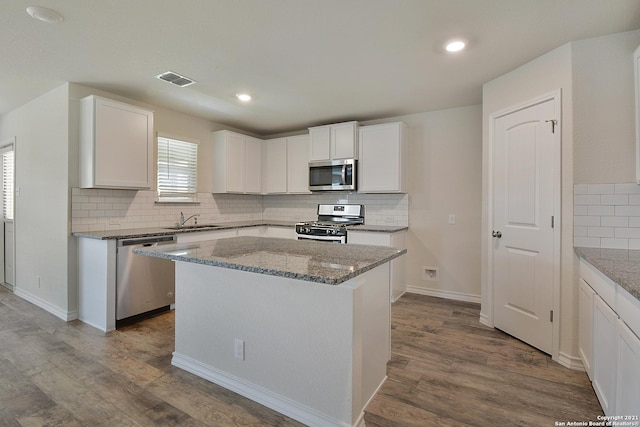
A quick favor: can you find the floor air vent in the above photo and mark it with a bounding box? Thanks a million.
[156,71,196,87]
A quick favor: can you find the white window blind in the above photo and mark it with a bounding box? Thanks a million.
[1,145,14,220]
[157,136,198,202]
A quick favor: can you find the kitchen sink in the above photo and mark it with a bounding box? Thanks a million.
[166,224,221,230]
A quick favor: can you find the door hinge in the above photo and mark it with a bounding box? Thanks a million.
[545,119,558,133]
[551,216,554,228]
[550,310,554,322]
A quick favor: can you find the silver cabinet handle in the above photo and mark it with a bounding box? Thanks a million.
[492,231,502,238]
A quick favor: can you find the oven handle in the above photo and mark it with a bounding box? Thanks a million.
[297,235,346,243]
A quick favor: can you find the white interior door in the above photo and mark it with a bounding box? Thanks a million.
[492,97,558,355]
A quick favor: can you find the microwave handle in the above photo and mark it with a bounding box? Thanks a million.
[342,164,347,185]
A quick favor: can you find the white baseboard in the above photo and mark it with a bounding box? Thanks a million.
[556,351,585,371]
[405,285,481,304]
[479,312,492,328]
[391,290,406,303]
[172,352,358,427]
[13,287,77,322]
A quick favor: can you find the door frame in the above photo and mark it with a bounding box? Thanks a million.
[486,90,562,360]
[0,136,16,291]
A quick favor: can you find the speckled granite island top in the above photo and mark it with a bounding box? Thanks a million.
[133,236,406,285]
[575,247,640,301]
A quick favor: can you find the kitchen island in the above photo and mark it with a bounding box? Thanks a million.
[134,236,406,427]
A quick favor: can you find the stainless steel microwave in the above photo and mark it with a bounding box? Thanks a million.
[309,159,356,191]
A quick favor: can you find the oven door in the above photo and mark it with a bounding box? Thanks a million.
[297,234,346,244]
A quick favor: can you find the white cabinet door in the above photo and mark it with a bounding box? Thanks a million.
[263,138,288,194]
[211,130,262,194]
[80,96,153,189]
[616,319,640,416]
[358,122,407,193]
[332,121,358,159]
[245,137,263,194]
[226,132,245,193]
[348,230,406,302]
[635,44,640,184]
[176,229,238,244]
[578,278,595,379]
[593,294,618,415]
[309,121,358,161]
[287,134,311,194]
[264,226,297,239]
[309,126,331,161]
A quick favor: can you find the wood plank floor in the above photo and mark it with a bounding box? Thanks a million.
[0,287,601,426]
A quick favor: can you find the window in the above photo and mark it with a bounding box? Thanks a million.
[1,144,14,220]
[157,136,198,202]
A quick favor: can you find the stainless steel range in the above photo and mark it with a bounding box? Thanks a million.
[295,204,364,243]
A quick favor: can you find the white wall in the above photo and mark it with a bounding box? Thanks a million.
[367,107,483,301]
[0,83,75,319]
[573,30,640,184]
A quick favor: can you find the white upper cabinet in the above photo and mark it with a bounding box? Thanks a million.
[80,95,154,189]
[287,134,311,194]
[635,44,640,184]
[211,130,262,194]
[309,121,358,161]
[358,122,407,193]
[244,136,263,194]
[262,134,311,195]
[263,137,288,194]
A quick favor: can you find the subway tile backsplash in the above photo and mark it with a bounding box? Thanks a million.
[71,189,409,233]
[574,183,640,249]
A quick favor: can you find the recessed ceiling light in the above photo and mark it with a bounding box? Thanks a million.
[236,93,252,102]
[26,6,64,23]
[444,39,467,53]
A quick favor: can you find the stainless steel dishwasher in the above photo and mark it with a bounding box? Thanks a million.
[116,235,176,327]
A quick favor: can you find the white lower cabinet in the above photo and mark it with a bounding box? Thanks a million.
[578,278,595,379]
[579,258,640,417]
[176,229,238,244]
[264,226,297,239]
[348,230,406,302]
[616,318,640,415]
[592,294,618,415]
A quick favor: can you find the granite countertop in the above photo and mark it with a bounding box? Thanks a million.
[72,221,408,240]
[133,236,407,285]
[575,247,640,301]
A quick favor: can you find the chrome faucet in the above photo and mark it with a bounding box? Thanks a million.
[179,211,200,227]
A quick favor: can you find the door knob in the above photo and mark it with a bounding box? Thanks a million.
[492,231,502,238]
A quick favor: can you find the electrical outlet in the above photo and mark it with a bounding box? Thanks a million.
[448,214,456,225]
[423,266,439,281]
[234,338,245,361]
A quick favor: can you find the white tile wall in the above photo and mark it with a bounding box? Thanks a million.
[71,189,262,232]
[71,189,409,233]
[574,183,640,249]
[262,193,408,226]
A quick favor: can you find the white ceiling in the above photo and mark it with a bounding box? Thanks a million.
[1,0,640,135]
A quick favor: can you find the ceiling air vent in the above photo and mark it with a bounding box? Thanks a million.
[156,71,196,87]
